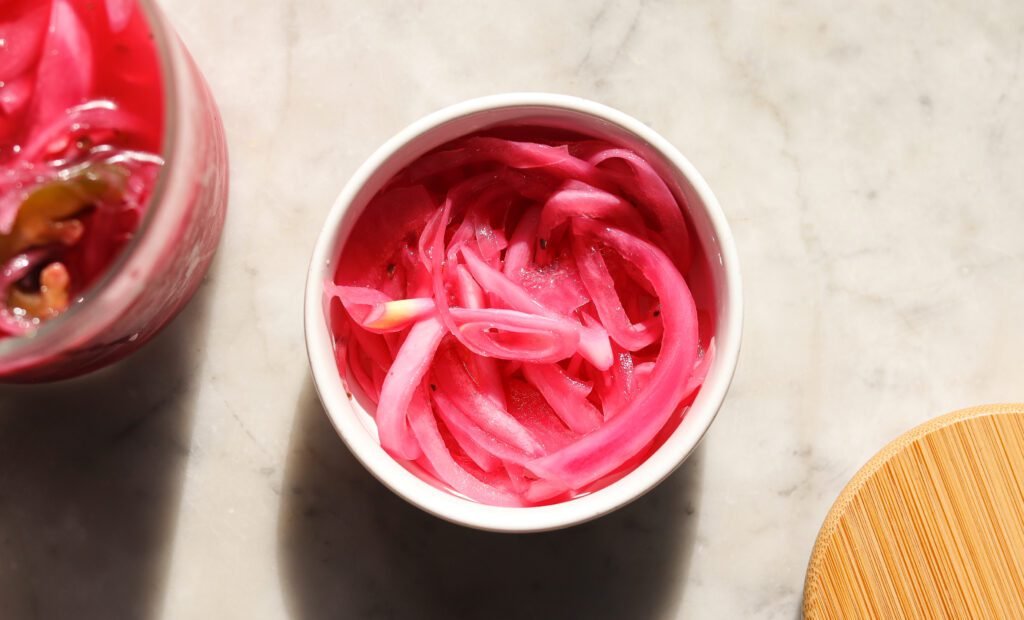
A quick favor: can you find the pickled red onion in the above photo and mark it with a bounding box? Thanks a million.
[525,219,699,489]
[0,0,165,337]
[105,0,134,33]
[327,133,713,506]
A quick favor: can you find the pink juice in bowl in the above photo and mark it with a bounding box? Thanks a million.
[0,0,228,382]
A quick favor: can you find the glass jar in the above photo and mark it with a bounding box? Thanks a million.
[0,0,229,382]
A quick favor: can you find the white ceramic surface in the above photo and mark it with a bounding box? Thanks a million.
[305,93,742,532]
[1,1,1023,618]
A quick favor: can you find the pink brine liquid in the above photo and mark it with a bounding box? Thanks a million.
[0,0,164,337]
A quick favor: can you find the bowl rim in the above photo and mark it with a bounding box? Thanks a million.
[304,92,743,532]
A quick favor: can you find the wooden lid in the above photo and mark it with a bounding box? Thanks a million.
[804,404,1024,619]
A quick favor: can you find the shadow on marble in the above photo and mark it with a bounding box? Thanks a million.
[0,277,217,620]
[279,380,703,620]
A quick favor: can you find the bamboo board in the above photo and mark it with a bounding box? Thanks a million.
[804,404,1024,619]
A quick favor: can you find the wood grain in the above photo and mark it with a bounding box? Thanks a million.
[804,404,1024,619]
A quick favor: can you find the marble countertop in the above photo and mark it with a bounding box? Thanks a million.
[2,1,1023,618]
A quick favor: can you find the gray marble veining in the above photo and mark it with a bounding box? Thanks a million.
[1,1,1023,618]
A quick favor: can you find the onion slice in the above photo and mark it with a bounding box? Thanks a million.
[375,317,445,460]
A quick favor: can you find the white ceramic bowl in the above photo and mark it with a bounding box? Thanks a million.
[305,93,742,532]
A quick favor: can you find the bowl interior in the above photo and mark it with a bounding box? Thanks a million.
[307,97,741,532]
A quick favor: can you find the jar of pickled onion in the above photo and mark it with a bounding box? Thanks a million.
[0,0,228,382]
